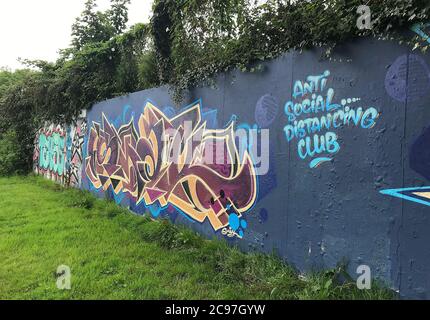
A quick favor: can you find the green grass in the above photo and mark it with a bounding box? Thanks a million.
[0,176,395,300]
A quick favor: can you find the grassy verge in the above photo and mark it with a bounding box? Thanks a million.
[0,176,395,300]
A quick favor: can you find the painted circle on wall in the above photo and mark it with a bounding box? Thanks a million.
[385,54,430,103]
[255,94,280,128]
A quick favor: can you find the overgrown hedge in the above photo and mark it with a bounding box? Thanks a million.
[154,0,430,100]
[0,0,429,174]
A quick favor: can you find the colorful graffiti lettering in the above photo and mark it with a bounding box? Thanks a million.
[283,70,380,168]
[85,101,257,237]
[34,125,67,183]
[34,121,87,187]
[66,120,87,187]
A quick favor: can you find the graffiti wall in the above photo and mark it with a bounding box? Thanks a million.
[34,119,87,188]
[34,124,67,184]
[85,102,257,237]
[33,31,430,299]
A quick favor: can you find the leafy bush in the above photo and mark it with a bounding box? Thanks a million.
[152,0,430,100]
[0,131,22,176]
[0,69,36,175]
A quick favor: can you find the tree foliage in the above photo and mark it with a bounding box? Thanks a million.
[0,130,22,176]
[71,0,131,50]
[152,0,430,99]
[0,68,34,96]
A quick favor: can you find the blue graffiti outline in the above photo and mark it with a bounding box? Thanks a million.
[122,105,135,123]
[178,98,203,115]
[202,109,219,129]
[309,157,333,169]
[380,186,430,207]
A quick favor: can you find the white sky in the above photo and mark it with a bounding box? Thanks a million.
[0,0,154,70]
